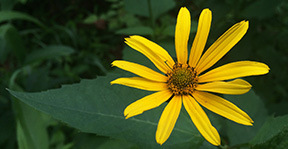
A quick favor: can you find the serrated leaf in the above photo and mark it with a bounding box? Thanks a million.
[224,90,268,146]
[252,129,288,149]
[250,115,288,145]
[8,73,204,148]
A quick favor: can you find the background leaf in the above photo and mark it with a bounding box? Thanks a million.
[24,45,75,64]
[240,0,283,20]
[223,90,268,146]
[0,11,45,28]
[124,0,175,19]
[0,24,26,63]
[250,115,288,146]
[13,99,49,149]
[116,26,153,35]
[8,73,204,148]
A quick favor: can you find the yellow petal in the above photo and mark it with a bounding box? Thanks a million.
[124,90,172,119]
[111,77,167,91]
[196,21,249,74]
[188,9,212,67]
[196,79,252,95]
[193,91,254,125]
[198,61,270,83]
[175,7,191,64]
[126,35,175,70]
[112,60,167,82]
[156,95,182,145]
[183,95,220,146]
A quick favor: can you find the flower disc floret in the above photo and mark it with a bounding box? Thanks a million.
[167,63,198,95]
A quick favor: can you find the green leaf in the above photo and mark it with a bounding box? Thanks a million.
[18,0,27,4]
[24,45,75,64]
[124,0,175,19]
[0,24,10,64]
[162,25,175,37]
[13,99,49,149]
[223,90,268,146]
[250,115,288,146]
[0,24,26,63]
[116,26,153,35]
[97,138,136,149]
[0,0,17,10]
[0,101,16,148]
[251,130,288,149]
[83,15,98,24]
[240,0,283,20]
[0,11,45,28]
[8,73,204,148]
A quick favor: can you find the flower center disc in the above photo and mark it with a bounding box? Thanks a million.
[167,63,198,95]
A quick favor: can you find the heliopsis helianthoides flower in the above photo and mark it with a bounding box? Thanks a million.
[111,7,269,146]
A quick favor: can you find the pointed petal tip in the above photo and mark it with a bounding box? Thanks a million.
[265,64,270,71]
[235,20,249,30]
[156,140,164,145]
[110,79,117,85]
[178,7,190,16]
[209,133,221,146]
[202,8,212,13]
[129,35,141,38]
[210,138,221,146]
[243,20,249,27]
[124,36,134,41]
[124,112,130,119]
[111,60,117,67]
[215,142,221,146]
[259,62,270,74]
[239,118,254,126]
[248,118,254,125]
[179,7,190,15]
[180,6,188,10]
[246,122,253,126]
[240,20,249,24]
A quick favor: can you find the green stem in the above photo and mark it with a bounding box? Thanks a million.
[147,0,156,40]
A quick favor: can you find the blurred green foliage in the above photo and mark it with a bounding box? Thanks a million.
[1,0,288,148]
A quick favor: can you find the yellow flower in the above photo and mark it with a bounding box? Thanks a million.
[111,7,269,146]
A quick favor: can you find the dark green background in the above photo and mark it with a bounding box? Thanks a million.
[1,0,288,148]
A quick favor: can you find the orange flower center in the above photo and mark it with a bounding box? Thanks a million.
[167,63,198,95]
